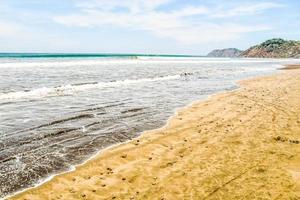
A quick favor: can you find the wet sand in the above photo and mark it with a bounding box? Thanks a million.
[9,67,300,200]
[281,64,300,70]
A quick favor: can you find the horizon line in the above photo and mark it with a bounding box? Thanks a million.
[0,52,206,58]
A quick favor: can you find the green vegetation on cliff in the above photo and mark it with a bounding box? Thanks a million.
[241,38,300,58]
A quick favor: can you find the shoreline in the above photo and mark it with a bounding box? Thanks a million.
[3,75,240,200]
[8,65,300,199]
[2,66,271,199]
[280,64,300,70]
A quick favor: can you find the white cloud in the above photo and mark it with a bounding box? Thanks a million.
[54,0,281,44]
[75,0,173,12]
[212,2,284,18]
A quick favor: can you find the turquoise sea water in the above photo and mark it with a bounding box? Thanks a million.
[0,53,202,58]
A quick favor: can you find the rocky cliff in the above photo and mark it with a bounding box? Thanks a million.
[241,38,300,58]
[207,48,242,58]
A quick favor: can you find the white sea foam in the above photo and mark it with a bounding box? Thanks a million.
[0,75,180,101]
[0,57,297,68]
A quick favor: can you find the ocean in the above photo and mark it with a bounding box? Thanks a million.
[0,54,295,197]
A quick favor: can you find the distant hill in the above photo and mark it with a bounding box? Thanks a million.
[241,38,300,58]
[207,48,242,58]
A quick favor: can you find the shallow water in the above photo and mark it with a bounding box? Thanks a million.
[0,56,294,197]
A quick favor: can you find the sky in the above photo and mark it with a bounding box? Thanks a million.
[0,0,299,55]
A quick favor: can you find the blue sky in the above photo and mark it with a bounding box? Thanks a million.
[0,0,299,54]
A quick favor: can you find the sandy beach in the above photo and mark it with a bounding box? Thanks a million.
[9,67,300,200]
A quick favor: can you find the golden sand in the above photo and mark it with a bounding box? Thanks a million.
[10,68,300,200]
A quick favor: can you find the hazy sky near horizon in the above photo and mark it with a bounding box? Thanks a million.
[0,0,299,54]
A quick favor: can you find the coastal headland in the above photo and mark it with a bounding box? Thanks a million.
[9,66,300,200]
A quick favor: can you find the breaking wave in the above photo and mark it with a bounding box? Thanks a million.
[0,75,180,101]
